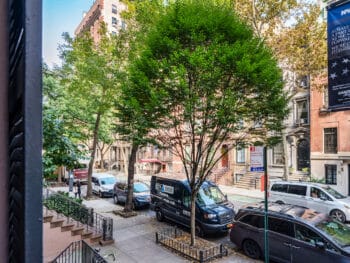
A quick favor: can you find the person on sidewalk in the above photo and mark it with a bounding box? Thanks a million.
[75,179,81,199]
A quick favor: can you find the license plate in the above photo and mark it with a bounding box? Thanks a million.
[226,223,233,229]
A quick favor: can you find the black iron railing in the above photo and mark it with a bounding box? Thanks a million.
[155,228,227,263]
[43,188,113,241]
[51,240,107,263]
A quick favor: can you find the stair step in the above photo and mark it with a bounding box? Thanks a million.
[50,218,65,228]
[61,223,75,232]
[71,226,85,236]
[81,230,93,239]
[43,214,54,223]
[90,234,102,243]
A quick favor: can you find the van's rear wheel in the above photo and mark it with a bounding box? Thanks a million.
[242,239,261,259]
[276,200,284,205]
[156,209,164,222]
[330,209,346,223]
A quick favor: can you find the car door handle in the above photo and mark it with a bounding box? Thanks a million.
[291,245,300,249]
[283,243,292,247]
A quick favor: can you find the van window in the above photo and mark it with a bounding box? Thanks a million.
[182,190,191,208]
[100,177,116,185]
[239,214,264,228]
[196,186,226,206]
[268,217,294,237]
[271,183,288,193]
[288,185,307,196]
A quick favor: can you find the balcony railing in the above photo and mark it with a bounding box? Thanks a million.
[43,188,114,242]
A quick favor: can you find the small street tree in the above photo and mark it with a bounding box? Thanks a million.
[127,0,289,245]
[59,24,129,197]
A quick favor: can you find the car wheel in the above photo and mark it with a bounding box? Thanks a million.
[242,239,261,260]
[276,200,284,205]
[330,209,346,223]
[114,194,119,204]
[156,209,164,222]
[99,191,103,198]
[195,225,204,237]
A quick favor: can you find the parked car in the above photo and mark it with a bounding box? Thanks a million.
[230,202,350,262]
[92,173,117,197]
[269,181,350,223]
[150,175,235,236]
[113,181,151,209]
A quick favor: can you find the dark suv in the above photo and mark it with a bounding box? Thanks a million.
[230,202,350,262]
[113,181,151,209]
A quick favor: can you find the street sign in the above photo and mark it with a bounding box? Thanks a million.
[250,146,264,172]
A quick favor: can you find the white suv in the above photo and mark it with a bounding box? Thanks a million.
[269,181,350,223]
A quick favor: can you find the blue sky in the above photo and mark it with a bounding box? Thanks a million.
[43,0,95,67]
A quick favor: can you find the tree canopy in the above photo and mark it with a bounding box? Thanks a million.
[126,0,289,244]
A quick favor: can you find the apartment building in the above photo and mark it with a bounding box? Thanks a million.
[310,85,350,196]
[75,0,127,38]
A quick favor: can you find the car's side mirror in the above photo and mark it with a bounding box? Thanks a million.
[315,241,325,249]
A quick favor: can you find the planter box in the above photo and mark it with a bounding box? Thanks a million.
[155,228,227,263]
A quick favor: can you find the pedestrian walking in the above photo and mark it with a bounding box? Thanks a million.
[75,179,81,199]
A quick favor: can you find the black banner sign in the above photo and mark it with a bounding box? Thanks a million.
[328,1,350,110]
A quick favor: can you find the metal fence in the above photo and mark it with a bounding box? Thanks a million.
[51,240,107,263]
[155,228,227,263]
[43,188,113,241]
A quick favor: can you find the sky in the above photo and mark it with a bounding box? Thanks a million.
[43,0,95,67]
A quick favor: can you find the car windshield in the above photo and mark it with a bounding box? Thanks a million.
[315,217,350,247]
[100,177,116,185]
[321,186,346,199]
[196,186,226,206]
[134,183,149,193]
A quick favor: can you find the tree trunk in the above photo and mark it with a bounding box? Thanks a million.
[190,192,196,246]
[57,166,63,183]
[120,145,129,177]
[124,142,138,213]
[87,113,101,198]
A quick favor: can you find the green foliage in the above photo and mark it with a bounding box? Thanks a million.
[43,192,91,224]
[126,0,289,244]
[43,66,85,179]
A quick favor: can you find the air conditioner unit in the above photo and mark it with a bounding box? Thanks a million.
[298,75,310,89]
[299,118,308,124]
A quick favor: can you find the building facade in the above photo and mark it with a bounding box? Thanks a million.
[310,85,350,196]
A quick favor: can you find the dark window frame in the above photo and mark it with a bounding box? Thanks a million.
[324,128,337,154]
[325,164,337,185]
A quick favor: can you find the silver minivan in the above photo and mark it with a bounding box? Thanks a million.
[270,181,350,222]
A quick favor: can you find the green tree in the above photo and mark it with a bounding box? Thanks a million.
[127,0,289,245]
[59,24,129,197]
[42,65,83,181]
[112,0,167,212]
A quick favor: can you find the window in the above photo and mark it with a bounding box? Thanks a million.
[112,17,118,26]
[121,20,126,30]
[325,165,337,185]
[268,217,294,237]
[240,214,263,228]
[288,185,307,196]
[112,4,117,14]
[236,146,245,163]
[324,128,337,153]
[295,224,323,245]
[271,183,288,193]
[296,99,309,124]
[272,143,284,165]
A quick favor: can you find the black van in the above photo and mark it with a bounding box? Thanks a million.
[150,175,235,236]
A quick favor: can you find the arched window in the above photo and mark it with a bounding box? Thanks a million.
[297,139,310,171]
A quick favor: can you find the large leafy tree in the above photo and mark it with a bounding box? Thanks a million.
[127,0,289,245]
[114,0,167,213]
[42,65,83,181]
[59,24,129,197]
